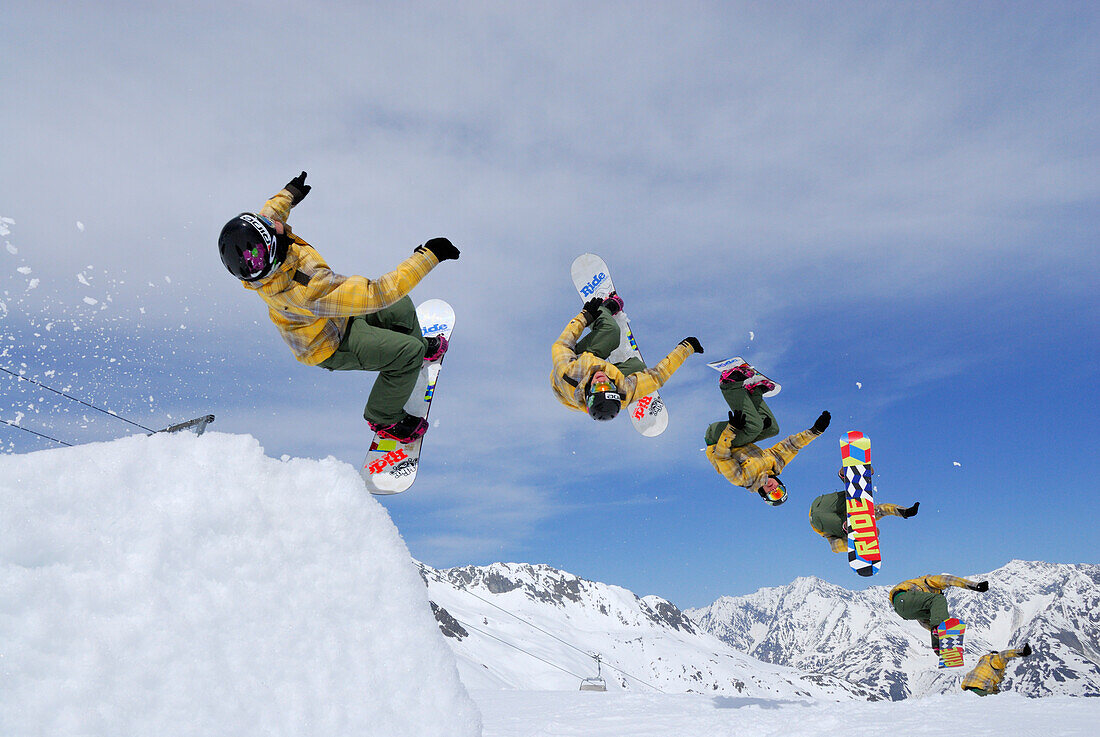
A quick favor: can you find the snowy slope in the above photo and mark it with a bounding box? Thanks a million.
[472,690,1100,737]
[0,432,481,737]
[687,561,1100,700]
[422,562,874,699]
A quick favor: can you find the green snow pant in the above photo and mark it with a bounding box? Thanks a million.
[809,492,849,540]
[575,305,646,376]
[317,296,427,425]
[704,380,779,448]
[963,687,993,697]
[891,589,949,631]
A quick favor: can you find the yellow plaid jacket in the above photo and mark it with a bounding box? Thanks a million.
[889,574,975,602]
[550,310,694,413]
[961,649,1026,693]
[706,426,820,492]
[241,188,439,365]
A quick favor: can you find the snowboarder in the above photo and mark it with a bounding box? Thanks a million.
[809,475,919,552]
[551,293,702,421]
[218,172,460,443]
[888,574,989,652]
[961,643,1032,696]
[704,363,830,505]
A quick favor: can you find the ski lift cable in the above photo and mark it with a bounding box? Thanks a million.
[418,563,593,657]
[455,618,587,681]
[0,365,157,433]
[0,418,72,447]
[418,563,666,693]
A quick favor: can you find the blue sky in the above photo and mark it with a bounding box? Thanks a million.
[2,2,1097,608]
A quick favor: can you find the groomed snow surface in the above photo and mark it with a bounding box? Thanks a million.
[472,690,1097,736]
[0,432,480,737]
[3,433,1097,736]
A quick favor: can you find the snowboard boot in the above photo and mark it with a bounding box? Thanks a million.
[370,414,429,443]
[900,502,920,518]
[423,334,449,362]
[719,363,755,385]
[602,291,624,315]
[745,378,776,395]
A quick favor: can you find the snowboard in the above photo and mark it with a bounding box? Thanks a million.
[706,356,782,397]
[570,253,667,437]
[840,430,881,577]
[359,299,454,495]
[934,617,966,668]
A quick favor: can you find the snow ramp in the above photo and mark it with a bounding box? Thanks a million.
[0,431,481,737]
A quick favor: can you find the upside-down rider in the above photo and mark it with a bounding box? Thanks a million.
[889,573,990,652]
[809,470,920,552]
[551,293,702,422]
[961,643,1032,696]
[704,361,830,506]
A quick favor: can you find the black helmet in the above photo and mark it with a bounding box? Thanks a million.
[218,213,286,281]
[585,376,622,421]
[758,476,788,506]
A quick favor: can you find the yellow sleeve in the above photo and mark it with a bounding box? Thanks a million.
[925,575,975,592]
[710,426,754,487]
[625,343,693,400]
[259,189,296,224]
[551,312,589,369]
[294,249,439,318]
[767,428,821,467]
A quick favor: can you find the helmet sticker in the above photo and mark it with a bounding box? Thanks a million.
[239,213,275,250]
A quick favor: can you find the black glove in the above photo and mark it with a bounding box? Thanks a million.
[417,237,460,262]
[581,297,603,323]
[811,410,831,434]
[285,171,311,204]
[680,337,703,354]
[1020,643,1032,657]
[728,410,747,430]
[761,415,772,429]
[970,580,989,593]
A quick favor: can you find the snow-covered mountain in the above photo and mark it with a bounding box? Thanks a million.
[422,560,1099,701]
[422,562,876,700]
[687,560,1100,700]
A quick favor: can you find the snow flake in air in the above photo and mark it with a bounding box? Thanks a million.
[17,266,31,275]
[77,273,90,286]
[856,382,862,389]
[953,461,962,467]
[83,297,98,306]
[76,221,85,232]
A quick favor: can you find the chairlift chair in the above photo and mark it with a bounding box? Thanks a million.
[579,653,608,691]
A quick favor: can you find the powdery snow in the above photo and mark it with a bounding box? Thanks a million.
[0,431,481,737]
[473,690,1099,737]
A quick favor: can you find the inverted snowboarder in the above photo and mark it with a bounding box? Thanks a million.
[809,473,919,553]
[704,362,830,506]
[217,172,459,443]
[551,293,702,422]
[961,643,1032,696]
[888,573,989,652]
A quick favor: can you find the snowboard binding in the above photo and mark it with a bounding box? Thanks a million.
[370,414,429,444]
